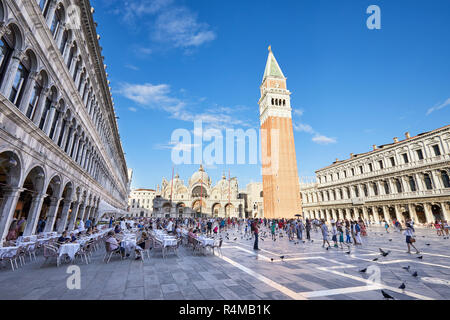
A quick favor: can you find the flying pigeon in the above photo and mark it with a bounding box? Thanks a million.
[399,283,406,290]
[359,268,367,273]
[381,290,395,300]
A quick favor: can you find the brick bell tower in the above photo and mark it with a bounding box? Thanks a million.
[259,46,302,219]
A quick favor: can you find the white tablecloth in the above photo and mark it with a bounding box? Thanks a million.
[59,243,80,260]
[0,246,18,258]
[197,236,215,246]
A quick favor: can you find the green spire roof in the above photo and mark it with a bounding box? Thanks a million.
[262,46,285,81]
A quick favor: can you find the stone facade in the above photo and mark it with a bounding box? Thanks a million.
[244,182,263,218]
[0,0,128,244]
[152,165,245,218]
[127,188,156,218]
[300,126,450,224]
[259,46,302,219]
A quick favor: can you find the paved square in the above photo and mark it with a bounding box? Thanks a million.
[0,226,449,300]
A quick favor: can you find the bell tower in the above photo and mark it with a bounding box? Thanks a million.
[259,46,302,219]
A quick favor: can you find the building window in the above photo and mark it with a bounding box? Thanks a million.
[395,179,402,193]
[373,183,378,196]
[384,181,390,194]
[402,153,409,164]
[416,149,424,160]
[344,171,347,178]
[423,173,433,190]
[369,163,373,172]
[432,145,441,156]
[0,37,12,87]
[359,166,363,174]
[408,176,416,192]
[9,62,29,106]
[378,160,384,169]
[351,168,355,176]
[441,171,450,188]
[354,186,359,197]
[390,157,395,166]
[363,184,368,197]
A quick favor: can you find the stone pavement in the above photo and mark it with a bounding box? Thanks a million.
[0,226,449,300]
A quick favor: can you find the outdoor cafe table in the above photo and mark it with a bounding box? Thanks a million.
[0,246,18,258]
[58,243,80,261]
[197,236,215,247]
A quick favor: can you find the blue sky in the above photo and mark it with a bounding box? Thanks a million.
[93,0,450,190]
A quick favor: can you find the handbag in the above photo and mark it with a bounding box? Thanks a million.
[410,237,416,243]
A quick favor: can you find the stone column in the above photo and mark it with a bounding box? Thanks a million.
[440,202,450,221]
[0,49,23,98]
[55,24,66,49]
[63,42,73,65]
[57,199,72,233]
[18,72,38,114]
[23,193,46,236]
[393,204,403,223]
[381,205,389,223]
[78,204,87,222]
[430,170,442,189]
[371,206,380,224]
[414,173,424,191]
[332,209,337,221]
[43,105,57,136]
[70,134,80,159]
[65,128,75,154]
[52,114,64,144]
[32,87,50,126]
[407,203,419,224]
[362,206,369,221]
[69,56,79,76]
[43,197,61,232]
[387,178,395,195]
[0,188,22,246]
[423,203,434,223]
[67,202,80,231]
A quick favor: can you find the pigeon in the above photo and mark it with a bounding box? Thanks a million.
[345,251,351,255]
[302,240,306,244]
[270,258,274,262]
[402,266,410,271]
[379,248,390,257]
[372,258,379,261]
[399,283,406,290]
[359,268,367,273]
[426,243,430,246]
[233,238,237,241]
[260,238,264,241]
[417,256,423,260]
[311,240,314,243]
[280,255,285,260]
[412,271,418,277]
[389,239,392,242]
[381,290,395,300]
[326,247,329,251]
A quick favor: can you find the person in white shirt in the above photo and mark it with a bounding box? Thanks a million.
[78,219,85,232]
[166,220,173,233]
[403,223,420,254]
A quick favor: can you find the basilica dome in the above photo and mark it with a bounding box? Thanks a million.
[189,165,210,186]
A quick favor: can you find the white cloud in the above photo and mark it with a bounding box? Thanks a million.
[113,0,215,51]
[128,107,137,112]
[155,141,199,152]
[125,64,139,71]
[312,134,337,145]
[426,98,450,115]
[292,108,337,145]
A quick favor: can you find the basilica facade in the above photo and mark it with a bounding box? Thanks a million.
[152,165,245,218]
[0,0,129,245]
[300,125,450,225]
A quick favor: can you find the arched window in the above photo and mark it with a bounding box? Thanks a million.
[9,55,31,106]
[59,29,69,54]
[423,173,433,190]
[0,33,13,88]
[271,98,274,105]
[50,6,64,38]
[442,171,450,188]
[283,100,286,106]
[67,42,76,69]
[395,179,402,193]
[39,0,51,16]
[408,176,416,192]
[39,87,56,130]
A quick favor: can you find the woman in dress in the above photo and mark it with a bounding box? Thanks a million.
[404,223,420,254]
